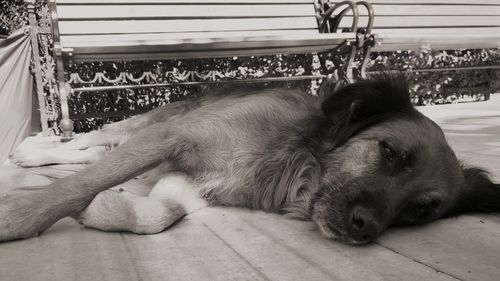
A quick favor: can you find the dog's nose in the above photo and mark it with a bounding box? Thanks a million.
[348,206,380,243]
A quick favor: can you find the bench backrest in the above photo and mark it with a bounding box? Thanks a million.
[335,0,500,51]
[52,0,354,62]
[52,0,500,60]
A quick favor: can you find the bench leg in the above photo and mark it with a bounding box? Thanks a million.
[359,35,377,79]
[59,83,74,142]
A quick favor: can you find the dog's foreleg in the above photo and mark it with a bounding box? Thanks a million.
[11,112,160,167]
[0,123,173,242]
[75,174,207,234]
[10,146,106,167]
[11,101,199,168]
[10,131,113,167]
[66,100,199,150]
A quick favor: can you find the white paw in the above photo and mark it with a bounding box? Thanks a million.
[149,174,208,213]
[76,189,187,234]
[131,195,187,234]
[9,148,53,167]
[74,190,135,232]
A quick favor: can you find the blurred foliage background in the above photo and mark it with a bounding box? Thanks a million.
[1,0,499,133]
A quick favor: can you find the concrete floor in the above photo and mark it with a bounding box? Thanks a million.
[0,95,499,281]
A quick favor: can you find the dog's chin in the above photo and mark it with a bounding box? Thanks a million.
[311,201,346,241]
[312,215,345,240]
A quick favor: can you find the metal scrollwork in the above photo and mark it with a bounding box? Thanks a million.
[67,65,308,87]
[26,0,59,136]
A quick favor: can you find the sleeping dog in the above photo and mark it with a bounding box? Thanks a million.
[5,75,500,244]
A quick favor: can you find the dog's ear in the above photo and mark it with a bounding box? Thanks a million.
[321,74,415,123]
[450,167,500,215]
[321,74,416,147]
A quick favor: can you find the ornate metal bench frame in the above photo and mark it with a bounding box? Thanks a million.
[27,0,376,141]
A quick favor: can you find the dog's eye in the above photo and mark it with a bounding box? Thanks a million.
[415,205,431,219]
[414,199,440,219]
[380,141,395,162]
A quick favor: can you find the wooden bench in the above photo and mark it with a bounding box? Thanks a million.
[334,0,500,51]
[50,0,365,61]
[46,0,375,140]
[35,0,500,140]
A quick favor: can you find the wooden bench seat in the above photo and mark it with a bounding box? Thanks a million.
[333,0,500,51]
[56,33,356,62]
[51,0,357,62]
[48,0,372,140]
[43,0,500,140]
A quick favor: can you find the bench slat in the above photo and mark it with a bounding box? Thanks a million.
[70,45,349,62]
[56,0,312,4]
[56,4,315,19]
[354,5,500,16]
[374,27,500,35]
[366,0,500,5]
[60,30,319,43]
[62,33,353,50]
[60,4,500,20]
[58,18,320,35]
[374,33,500,51]
[59,33,354,61]
[56,0,500,4]
[337,15,500,28]
[373,41,500,51]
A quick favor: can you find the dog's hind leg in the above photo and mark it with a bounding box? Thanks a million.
[0,122,179,242]
[74,174,207,234]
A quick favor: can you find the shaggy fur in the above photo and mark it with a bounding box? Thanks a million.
[3,75,500,244]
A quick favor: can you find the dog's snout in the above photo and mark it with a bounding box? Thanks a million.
[348,206,380,243]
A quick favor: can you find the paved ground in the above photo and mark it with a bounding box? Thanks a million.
[0,95,499,281]
[419,95,500,182]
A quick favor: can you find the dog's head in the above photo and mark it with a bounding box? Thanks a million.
[311,74,500,244]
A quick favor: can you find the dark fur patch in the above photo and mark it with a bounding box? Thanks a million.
[451,167,500,215]
[320,73,417,148]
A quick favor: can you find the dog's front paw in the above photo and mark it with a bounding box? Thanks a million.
[9,148,52,167]
[0,190,57,242]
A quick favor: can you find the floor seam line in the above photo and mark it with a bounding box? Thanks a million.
[375,242,466,281]
[120,233,144,281]
[203,222,273,281]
